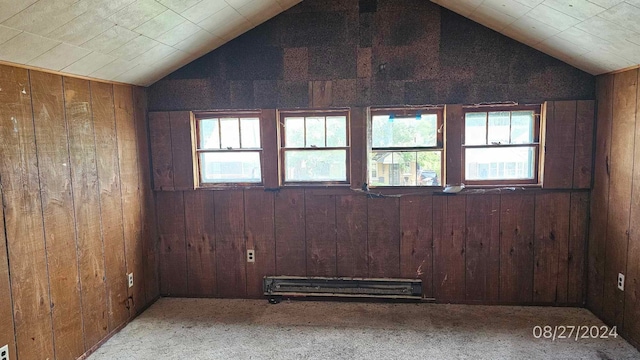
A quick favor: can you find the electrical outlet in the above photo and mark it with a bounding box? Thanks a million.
[618,273,625,291]
[128,273,134,288]
[247,249,255,263]
[1,344,9,360]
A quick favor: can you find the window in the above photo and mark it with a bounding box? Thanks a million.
[463,106,540,185]
[369,108,443,187]
[194,112,262,185]
[279,110,350,184]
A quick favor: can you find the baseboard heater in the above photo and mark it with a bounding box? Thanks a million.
[263,276,422,300]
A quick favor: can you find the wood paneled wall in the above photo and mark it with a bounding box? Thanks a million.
[589,68,640,347]
[0,64,157,360]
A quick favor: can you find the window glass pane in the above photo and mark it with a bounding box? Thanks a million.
[200,151,261,183]
[465,147,535,180]
[220,118,240,148]
[240,118,260,148]
[305,116,325,147]
[511,111,534,144]
[284,117,304,147]
[199,119,220,149]
[465,112,486,145]
[284,150,346,182]
[487,112,510,144]
[369,150,441,186]
[372,113,437,148]
[326,116,347,147]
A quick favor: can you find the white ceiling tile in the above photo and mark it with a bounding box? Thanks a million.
[586,0,624,8]
[156,21,201,46]
[598,2,640,34]
[90,57,138,79]
[181,0,227,23]
[208,15,252,41]
[108,0,168,30]
[0,24,21,45]
[198,6,243,32]
[75,0,136,19]
[542,0,605,21]
[525,4,580,30]
[131,43,178,65]
[225,0,254,8]
[576,49,636,70]
[469,4,517,32]
[275,0,302,11]
[482,0,533,18]
[622,0,640,7]
[81,25,138,53]
[556,27,615,53]
[62,51,117,76]
[237,0,283,26]
[134,9,185,38]
[47,13,115,46]
[173,29,224,53]
[0,0,39,23]
[2,0,85,36]
[0,32,60,64]
[501,15,560,45]
[110,35,161,61]
[157,0,203,13]
[27,43,91,70]
[537,35,590,59]
[514,0,543,6]
[575,16,640,48]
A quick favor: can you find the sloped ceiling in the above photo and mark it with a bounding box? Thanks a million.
[0,0,300,86]
[432,0,640,75]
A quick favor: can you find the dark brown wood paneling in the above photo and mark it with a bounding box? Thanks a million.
[64,77,108,349]
[544,101,577,189]
[244,189,276,298]
[92,81,129,330]
[336,195,368,277]
[568,192,589,305]
[0,143,17,360]
[157,191,188,296]
[305,193,337,277]
[31,70,84,360]
[534,192,571,304]
[149,112,174,190]
[400,195,433,298]
[184,191,216,296]
[214,190,246,298]
[588,75,613,316]
[367,197,400,278]
[603,70,636,327]
[169,111,194,190]
[261,109,279,189]
[573,100,595,189]
[275,189,306,276]
[0,65,54,360]
[433,195,466,302]
[350,107,366,190]
[465,194,500,303]
[445,105,463,185]
[500,194,534,303]
[114,84,145,315]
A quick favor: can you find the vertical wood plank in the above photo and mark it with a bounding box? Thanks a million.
[573,100,595,189]
[305,193,337,277]
[91,81,129,330]
[0,65,54,360]
[214,190,246,298]
[568,192,589,305]
[64,77,108,349]
[244,189,275,298]
[533,192,571,304]
[0,153,17,360]
[114,84,145,315]
[31,70,84,359]
[275,189,306,276]
[367,197,400,278]
[603,70,636,327]
[184,191,216,296]
[261,110,279,189]
[588,74,614,315]
[543,101,577,189]
[169,111,194,190]
[156,191,187,296]
[148,112,174,190]
[433,195,466,302]
[336,195,368,277]
[465,194,500,303]
[499,194,534,303]
[400,195,433,298]
[445,105,463,185]
[350,107,366,190]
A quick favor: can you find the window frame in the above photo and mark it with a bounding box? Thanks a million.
[278,108,351,186]
[461,104,542,186]
[368,106,444,188]
[193,110,264,188]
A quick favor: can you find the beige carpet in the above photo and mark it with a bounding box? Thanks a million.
[88,298,639,360]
